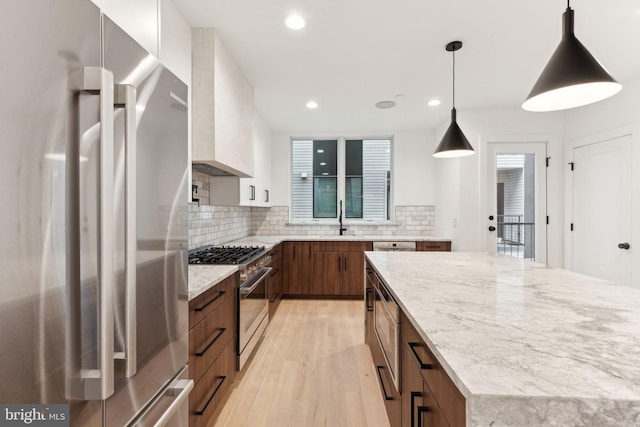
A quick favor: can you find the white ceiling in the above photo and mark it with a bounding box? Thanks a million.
[174,0,640,134]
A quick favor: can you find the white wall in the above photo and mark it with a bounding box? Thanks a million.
[270,130,437,214]
[434,108,565,267]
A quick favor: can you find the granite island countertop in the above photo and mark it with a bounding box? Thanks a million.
[365,251,640,427]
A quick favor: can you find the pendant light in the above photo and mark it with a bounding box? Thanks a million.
[522,1,621,112]
[433,41,475,158]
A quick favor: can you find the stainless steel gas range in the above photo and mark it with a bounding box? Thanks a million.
[189,245,272,370]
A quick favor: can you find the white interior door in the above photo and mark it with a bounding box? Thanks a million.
[486,142,547,263]
[572,136,632,286]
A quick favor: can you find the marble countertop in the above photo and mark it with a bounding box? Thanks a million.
[365,251,640,427]
[188,265,237,301]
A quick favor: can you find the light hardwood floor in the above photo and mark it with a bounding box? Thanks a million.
[213,299,391,427]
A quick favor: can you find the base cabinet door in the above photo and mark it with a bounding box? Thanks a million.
[312,241,371,296]
[401,312,466,427]
[312,252,342,295]
[402,340,451,427]
[342,251,365,296]
[282,242,313,295]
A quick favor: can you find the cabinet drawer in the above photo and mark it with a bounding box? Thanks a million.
[189,341,235,427]
[416,241,451,251]
[312,241,372,252]
[402,313,465,427]
[189,274,236,327]
[189,295,235,383]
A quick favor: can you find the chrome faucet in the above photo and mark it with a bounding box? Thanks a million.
[339,200,348,235]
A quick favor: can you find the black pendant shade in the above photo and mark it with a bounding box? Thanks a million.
[433,108,474,158]
[522,6,621,112]
[433,41,475,158]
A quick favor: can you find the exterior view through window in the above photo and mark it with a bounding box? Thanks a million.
[291,138,391,221]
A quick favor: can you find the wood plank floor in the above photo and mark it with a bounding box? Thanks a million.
[213,299,391,427]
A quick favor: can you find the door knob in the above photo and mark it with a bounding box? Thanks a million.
[488,226,496,232]
[618,242,631,250]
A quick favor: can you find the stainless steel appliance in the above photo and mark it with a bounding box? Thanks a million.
[188,246,271,370]
[0,1,191,425]
[369,267,401,392]
[372,241,417,251]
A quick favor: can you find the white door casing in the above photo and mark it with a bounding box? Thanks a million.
[486,142,548,264]
[572,135,632,287]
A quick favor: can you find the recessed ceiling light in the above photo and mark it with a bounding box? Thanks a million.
[286,14,306,30]
[320,162,326,166]
[427,99,441,107]
[317,149,324,153]
[322,172,329,175]
[306,100,318,109]
[375,100,396,109]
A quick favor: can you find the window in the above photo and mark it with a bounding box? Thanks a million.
[291,138,392,221]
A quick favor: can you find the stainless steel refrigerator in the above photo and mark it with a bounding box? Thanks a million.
[0,1,192,425]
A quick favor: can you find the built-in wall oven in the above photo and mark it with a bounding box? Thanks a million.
[370,267,401,392]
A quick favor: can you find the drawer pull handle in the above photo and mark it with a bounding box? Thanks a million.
[194,328,226,357]
[194,291,225,312]
[408,342,433,370]
[417,406,429,427]
[375,365,393,401]
[410,391,421,427]
[365,288,373,312]
[195,375,226,416]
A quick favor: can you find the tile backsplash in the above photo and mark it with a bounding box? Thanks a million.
[189,204,436,249]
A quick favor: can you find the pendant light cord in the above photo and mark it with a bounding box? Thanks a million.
[452,49,456,109]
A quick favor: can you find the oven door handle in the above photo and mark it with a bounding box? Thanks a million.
[239,267,272,296]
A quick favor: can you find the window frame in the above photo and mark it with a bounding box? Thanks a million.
[290,136,394,224]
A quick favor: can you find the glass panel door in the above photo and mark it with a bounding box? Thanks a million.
[487,143,547,263]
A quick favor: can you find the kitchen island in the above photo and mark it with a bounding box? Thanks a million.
[365,251,640,427]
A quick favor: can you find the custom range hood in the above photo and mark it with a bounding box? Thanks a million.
[192,162,239,177]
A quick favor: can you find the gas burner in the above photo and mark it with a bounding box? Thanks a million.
[188,245,266,265]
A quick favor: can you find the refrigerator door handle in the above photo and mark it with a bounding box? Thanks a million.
[114,84,138,378]
[68,66,116,400]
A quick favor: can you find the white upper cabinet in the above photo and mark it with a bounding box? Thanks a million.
[192,28,255,177]
[210,113,272,207]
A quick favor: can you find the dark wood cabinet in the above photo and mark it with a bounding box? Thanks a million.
[416,241,451,252]
[312,241,371,296]
[188,273,238,427]
[268,244,283,318]
[365,260,401,427]
[282,241,313,295]
[401,312,465,427]
[364,266,375,345]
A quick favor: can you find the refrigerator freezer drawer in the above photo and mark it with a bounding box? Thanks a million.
[131,365,193,427]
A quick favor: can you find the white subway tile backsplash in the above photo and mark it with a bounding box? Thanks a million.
[188,201,436,249]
